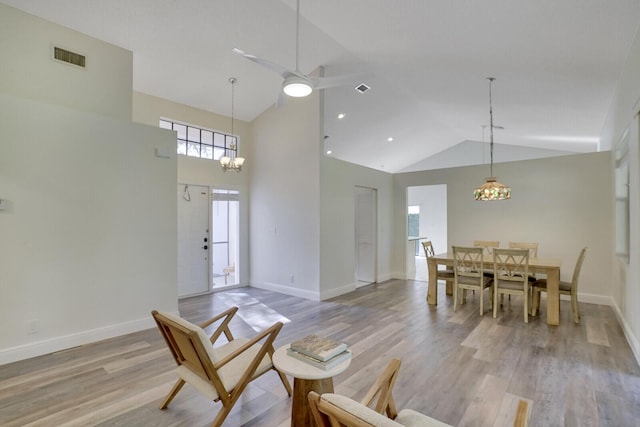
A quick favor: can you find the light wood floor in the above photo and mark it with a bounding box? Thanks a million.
[1,280,639,427]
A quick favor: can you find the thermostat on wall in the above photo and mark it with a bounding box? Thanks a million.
[0,199,7,210]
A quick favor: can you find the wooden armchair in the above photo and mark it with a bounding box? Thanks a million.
[152,307,292,427]
[308,358,452,427]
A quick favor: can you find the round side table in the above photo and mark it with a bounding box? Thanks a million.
[273,344,351,427]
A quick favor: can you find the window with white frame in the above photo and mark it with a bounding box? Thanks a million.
[160,119,237,160]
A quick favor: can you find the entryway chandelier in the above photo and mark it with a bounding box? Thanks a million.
[220,77,245,172]
[474,77,511,201]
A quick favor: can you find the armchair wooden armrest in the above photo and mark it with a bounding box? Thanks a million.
[198,306,238,344]
[213,321,283,369]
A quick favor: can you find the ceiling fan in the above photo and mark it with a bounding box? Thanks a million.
[233,0,366,102]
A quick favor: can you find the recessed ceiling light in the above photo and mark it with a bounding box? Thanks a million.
[326,150,332,155]
[387,137,394,142]
[337,113,345,119]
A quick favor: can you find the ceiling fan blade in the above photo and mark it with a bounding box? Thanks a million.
[233,47,298,79]
[276,89,288,109]
[310,72,374,90]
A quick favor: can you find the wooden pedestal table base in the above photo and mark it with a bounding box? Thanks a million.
[272,344,351,427]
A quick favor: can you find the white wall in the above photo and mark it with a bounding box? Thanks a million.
[0,5,176,365]
[600,22,640,363]
[394,152,613,299]
[249,95,322,299]
[319,157,395,299]
[0,94,177,364]
[0,3,132,121]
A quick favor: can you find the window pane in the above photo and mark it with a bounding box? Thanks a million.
[187,126,200,142]
[213,146,225,160]
[177,140,186,155]
[214,132,225,148]
[201,144,213,159]
[187,141,200,157]
[159,120,172,130]
[174,124,187,140]
[202,130,213,144]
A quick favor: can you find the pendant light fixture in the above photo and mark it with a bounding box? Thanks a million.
[474,77,511,201]
[220,77,245,172]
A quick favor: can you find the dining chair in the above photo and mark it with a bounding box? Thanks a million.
[508,241,539,283]
[531,247,587,323]
[308,358,453,427]
[422,241,455,296]
[473,240,500,282]
[473,240,500,255]
[152,307,292,427]
[452,246,493,315]
[508,241,538,258]
[493,248,530,323]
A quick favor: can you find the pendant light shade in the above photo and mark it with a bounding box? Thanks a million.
[474,77,511,201]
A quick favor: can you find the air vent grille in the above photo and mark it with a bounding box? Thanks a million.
[53,47,86,68]
[355,83,371,94]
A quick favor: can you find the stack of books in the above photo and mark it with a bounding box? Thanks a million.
[287,334,351,370]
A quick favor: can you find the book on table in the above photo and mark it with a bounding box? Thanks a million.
[286,348,352,370]
[289,334,348,361]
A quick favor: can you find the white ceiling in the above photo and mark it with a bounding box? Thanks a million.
[4,0,640,172]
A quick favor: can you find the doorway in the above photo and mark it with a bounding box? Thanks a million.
[355,186,377,286]
[177,184,210,297]
[211,189,240,288]
[407,185,447,281]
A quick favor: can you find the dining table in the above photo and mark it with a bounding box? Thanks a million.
[427,252,563,325]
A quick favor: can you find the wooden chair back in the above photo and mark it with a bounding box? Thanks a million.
[508,241,539,258]
[309,359,401,427]
[152,311,220,387]
[421,240,436,258]
[570,247,588,293]
[473,240,500,255]
[453,246,485,281]
[493,248,529,283]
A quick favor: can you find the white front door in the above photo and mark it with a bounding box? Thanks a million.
[355,186,376,285]
[177,184,210,297]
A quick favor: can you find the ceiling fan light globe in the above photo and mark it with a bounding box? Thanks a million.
[283,76,312,97]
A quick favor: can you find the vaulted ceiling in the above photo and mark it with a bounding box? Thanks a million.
[4,0,640,172]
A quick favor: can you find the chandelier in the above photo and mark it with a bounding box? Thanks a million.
[220,77,245,172]
[474,77,511,201]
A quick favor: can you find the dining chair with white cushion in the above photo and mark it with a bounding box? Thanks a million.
[493,248,530,323]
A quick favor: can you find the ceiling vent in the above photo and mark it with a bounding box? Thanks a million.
[355,83,371,94]
[53,46,86,68]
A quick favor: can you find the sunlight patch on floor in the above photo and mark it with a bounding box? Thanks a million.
[217,292,291,331]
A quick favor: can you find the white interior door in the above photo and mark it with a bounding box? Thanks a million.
[177,184,210,297]
[355,186,376,285]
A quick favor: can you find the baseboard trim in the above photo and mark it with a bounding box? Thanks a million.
[0,314,168,366]
[320,283,356,300]
[610,299,640,367]
[250,281,320,301]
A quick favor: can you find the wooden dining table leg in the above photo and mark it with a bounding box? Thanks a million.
[427,257,438,305]
[546,267,560,326]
